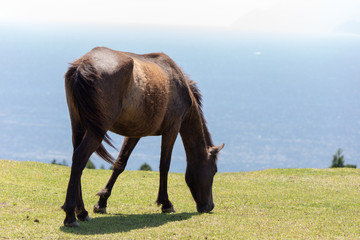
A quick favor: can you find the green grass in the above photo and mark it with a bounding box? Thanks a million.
[1,159,360,239]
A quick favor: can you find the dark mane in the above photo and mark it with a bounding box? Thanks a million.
[187,79,214,147]
[187,79,203,109]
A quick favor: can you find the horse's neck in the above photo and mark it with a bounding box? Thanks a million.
[180,106,211,163]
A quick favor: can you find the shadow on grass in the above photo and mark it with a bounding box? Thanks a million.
[60,212,198,235]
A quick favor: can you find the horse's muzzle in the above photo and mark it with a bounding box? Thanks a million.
[197,202,214,213]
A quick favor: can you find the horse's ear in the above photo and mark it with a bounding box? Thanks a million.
[209,143,225,155]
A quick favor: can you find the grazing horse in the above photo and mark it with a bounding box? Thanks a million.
[62,47,224,227]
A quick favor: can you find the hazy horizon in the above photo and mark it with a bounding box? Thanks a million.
[1,0,360,36]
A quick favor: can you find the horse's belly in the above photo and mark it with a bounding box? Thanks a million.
[110,100,168,137]
[110,117,163,137]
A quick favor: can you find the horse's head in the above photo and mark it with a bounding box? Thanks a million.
[185,143,224,213]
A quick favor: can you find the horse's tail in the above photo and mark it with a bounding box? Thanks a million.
[65,59,115,165]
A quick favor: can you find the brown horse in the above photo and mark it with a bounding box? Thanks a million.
[62,47,224,227]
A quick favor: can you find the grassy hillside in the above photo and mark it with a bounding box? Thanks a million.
[1,159,360,239]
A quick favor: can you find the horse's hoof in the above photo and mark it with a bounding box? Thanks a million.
[94,206,107,214]
[79,215,91,221]
[162,206,176,213]
[64,220,80,227]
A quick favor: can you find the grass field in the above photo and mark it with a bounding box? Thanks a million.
[1,159,360,239]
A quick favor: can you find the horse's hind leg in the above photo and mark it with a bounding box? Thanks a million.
[94,137,140,214]
[65,120,91,222]
[75,182,91,221]
[62,131,103,227]
[156,123,181,213]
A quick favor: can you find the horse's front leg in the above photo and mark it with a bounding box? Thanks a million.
[156,124,181,213]
[62,131,102,227]
[94,137,140,214]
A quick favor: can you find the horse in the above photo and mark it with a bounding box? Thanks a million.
[62,47,224,227]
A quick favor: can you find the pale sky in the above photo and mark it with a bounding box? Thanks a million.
[1,0,360,34]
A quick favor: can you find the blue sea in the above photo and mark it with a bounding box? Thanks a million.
[1,24,359,172]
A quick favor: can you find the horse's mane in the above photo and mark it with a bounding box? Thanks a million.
[186,79,214,147]
[187,79,203,109]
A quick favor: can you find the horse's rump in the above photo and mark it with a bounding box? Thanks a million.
[65,59,116,164]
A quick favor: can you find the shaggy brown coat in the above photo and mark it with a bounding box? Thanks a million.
[62,47,224,227]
